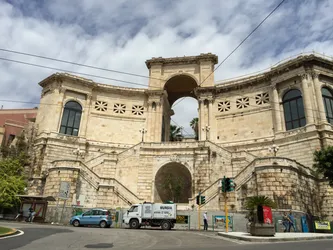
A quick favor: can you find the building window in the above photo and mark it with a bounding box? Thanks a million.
[132,105,144,115]
[94,101,108,111]
[322,87,333,124]
[283,89,306,130]
[255,92,269,105]
[7,134,15,145]
[236,97,250,109]
[113,103,126,114]
[218,101,231,112]
[59,101,82,136]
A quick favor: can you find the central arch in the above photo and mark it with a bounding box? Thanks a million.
[164,74,198,106]
[162,74,199,141]
[154,162,192,203]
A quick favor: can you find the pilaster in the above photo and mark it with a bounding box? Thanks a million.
[300,73,315,124]
[271,85,282,132]
[312,72,327,123]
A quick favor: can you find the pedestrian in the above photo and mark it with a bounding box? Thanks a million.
[288,210,297,232]
[28,206,36,223]
[282,212,289,232]
[203,211,208,231]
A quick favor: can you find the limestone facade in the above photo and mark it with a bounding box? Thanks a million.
[27,53,333,221]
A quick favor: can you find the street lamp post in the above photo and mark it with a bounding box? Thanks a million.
[202,125,210,140]
[139,128,147,142]
[268,144,279,157]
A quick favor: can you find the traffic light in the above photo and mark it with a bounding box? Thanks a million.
[221,177,226,193]
[200,195,206,205]
[225,178,231,191]
[225,178,235,192]
[196,195,200,205]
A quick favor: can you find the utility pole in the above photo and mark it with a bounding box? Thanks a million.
[196,192,205,230]
[221,176,234,233]
[224,192,229,233]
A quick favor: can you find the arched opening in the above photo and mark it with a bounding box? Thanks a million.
[163,75,199,141]
[154,162,192,203]
[59,101,82,136]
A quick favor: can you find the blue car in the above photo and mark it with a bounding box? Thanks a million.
[70,208,112,228]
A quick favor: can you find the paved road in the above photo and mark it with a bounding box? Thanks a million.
[1,222,332,250]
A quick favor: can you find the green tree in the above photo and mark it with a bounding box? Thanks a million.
[244,196,276,222]
[190,118,199,140]
[0,133,29,209]
[169,125,183,141]
[313,146,333,185]
[0,158,26,208]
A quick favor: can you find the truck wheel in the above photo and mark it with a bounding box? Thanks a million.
[161,221,171,230]
[130,219,139,229]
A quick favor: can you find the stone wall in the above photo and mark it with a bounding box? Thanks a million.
[234,158,333,220]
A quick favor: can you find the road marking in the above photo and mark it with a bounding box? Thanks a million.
[0,230,24,240]
[191,232,246,245]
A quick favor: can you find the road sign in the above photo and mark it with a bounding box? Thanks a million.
[58,181,71,200]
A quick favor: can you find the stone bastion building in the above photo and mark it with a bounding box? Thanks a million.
[26,53,333,220]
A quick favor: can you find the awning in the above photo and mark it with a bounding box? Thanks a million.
[16,195,56,202]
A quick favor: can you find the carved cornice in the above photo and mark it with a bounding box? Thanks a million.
[145,53,218,69]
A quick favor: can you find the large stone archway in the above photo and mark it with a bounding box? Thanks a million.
[164,74,198,106]
[154,162,192,203]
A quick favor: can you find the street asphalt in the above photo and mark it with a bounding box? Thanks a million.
[0,221,332,250]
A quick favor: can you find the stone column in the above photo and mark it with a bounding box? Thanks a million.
[154,102,162,142]
[198,99,205,140]
[54,87,66,133]
[81,94,92,137]
[301,74,314,124]
[312,72,327,123]
[271,85,282,132]
[208,98,213,141]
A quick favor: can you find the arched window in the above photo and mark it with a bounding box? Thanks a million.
[59,101,82,136]
[283,89,306,130]
[322,87,333,124]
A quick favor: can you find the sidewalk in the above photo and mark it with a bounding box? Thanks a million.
[218,232,333,242]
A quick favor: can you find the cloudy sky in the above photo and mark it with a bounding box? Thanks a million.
[1,0,333,136]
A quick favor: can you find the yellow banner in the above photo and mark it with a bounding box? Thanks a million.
[315,221,331,230]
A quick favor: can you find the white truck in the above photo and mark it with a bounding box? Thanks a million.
[123,202,177,230]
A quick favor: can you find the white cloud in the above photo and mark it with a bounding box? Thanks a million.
[0,0,333,135]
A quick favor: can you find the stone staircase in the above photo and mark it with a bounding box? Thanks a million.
[52,160,144,205]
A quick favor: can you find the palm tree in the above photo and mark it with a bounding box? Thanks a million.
[190,118,199,140]
[245,195,276,222]
[170,125,183,141]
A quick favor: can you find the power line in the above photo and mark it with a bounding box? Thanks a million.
[199,0,287,87]
[0,57,160,89]
[0,48,166,82]
[172,0,287,108]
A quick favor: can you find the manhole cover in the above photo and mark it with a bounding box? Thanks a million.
[85,243,113,248]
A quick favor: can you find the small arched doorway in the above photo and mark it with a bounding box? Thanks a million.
[154,162,192,203]
[162,74,199,141]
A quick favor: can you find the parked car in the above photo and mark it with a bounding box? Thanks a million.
[70,208,112,228]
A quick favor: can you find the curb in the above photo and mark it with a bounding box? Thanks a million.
[0,228,18,238]
[217,232,333,242]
